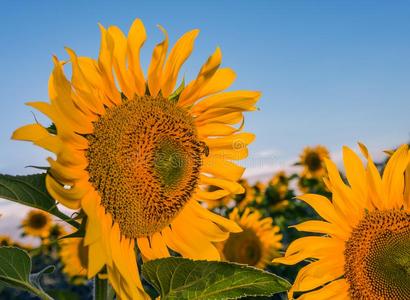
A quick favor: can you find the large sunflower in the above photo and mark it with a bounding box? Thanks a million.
[13,19,259,299]
[216,208,282,269]
[22,209,52,238]
[274,144,410,299]
[298,145,329,178]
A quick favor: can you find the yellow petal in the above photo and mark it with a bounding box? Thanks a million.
[179,47,222,105]
[192,91,260,114]
[169,217,220,260]
[45,175,87,209]
[292,258,344,292]
[202,156,245,181]
[200,175,244,194]
[65,47,104,115]
[195,109,243,126]
[47,157,88,185]
[195,68,236,100]
[108,26,134,99]
[295,279,349,300]
[291,220,348,240]
[342,146,367,205]
[150,232,170,258]
[297,194,350,234]
[97,24,121,105]
[127,19,146,96]
[204,133,255,150]
[88,241,106,278]
[382,144,408,209]
[188,200,242,233]
[161,29,199,97]
[147,25,168,97]
[49,57,94,133]
[137,237,156,261]
[273,236,343,265]
[325,158,361,224]
[196,189,230,200]
[197,123,238,137]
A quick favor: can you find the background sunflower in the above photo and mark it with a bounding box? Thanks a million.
[216,208,282,269]
[21,210,52,238]
[274,144,410,299]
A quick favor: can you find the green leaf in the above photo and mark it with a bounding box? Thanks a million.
[0,173,80,229]
[142,257,291,300]
[47,290,80,300]
[0,247,54,299]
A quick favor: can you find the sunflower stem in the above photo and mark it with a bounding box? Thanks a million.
[93,275,108,300]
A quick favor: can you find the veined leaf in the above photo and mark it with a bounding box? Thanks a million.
[0,173,80,229]
[0,247,54,299]
[142,257,290,300]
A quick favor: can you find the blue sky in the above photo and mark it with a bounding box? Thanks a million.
[1,1,410,177]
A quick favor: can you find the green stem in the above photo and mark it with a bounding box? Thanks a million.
[94,275,108,300]
[52,210,81,229]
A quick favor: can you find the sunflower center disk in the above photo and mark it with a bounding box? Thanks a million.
[223,228,262,266]
[304,152,322,172]
[86,96,203,238]
[344,209,410,299]
[29,214,48,229]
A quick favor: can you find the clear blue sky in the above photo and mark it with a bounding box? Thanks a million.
[1,1,410,175]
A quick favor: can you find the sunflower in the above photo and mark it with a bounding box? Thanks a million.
[298,145,329,179]
[274,144,410,299]
[13,19,259,299]
[0,235,13,246]
[22,210,52,238]
[270,171,289,198]
[253,181,266,203]
[59,237,88,281]
[237,179,256,209]
[216,208,282,268]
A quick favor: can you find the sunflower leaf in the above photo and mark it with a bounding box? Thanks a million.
[0,173,80,229]
[142,257,291,300]
[0,247,54,300]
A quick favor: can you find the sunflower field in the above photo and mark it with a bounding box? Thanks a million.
[1,9,410,300]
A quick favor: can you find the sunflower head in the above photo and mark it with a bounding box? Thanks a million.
[22,210,52,238]
[274,144,410,299]
[299,145,329,178]
[252,181,266,203]
[235,179,256,209]
[269,171,289,198]
[12,18,258,298]
[0,235,13,246]
[59,237,88,283]
[217,208,282,269]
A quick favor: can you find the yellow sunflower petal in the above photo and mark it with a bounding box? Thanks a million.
[292,258,344,292]
[107,26,134,99]
[202,157,245,181]
[192,91,260,114]
[343,146,367,204]
[161,29,199,97]
[381,144,408,209]
[190,68,236,104]
[294,279,349,300]
[127,19,146,96]
[179,47,222,105]
[296,194,350,233]
[147,25,168,97]
[97,24,121,105]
